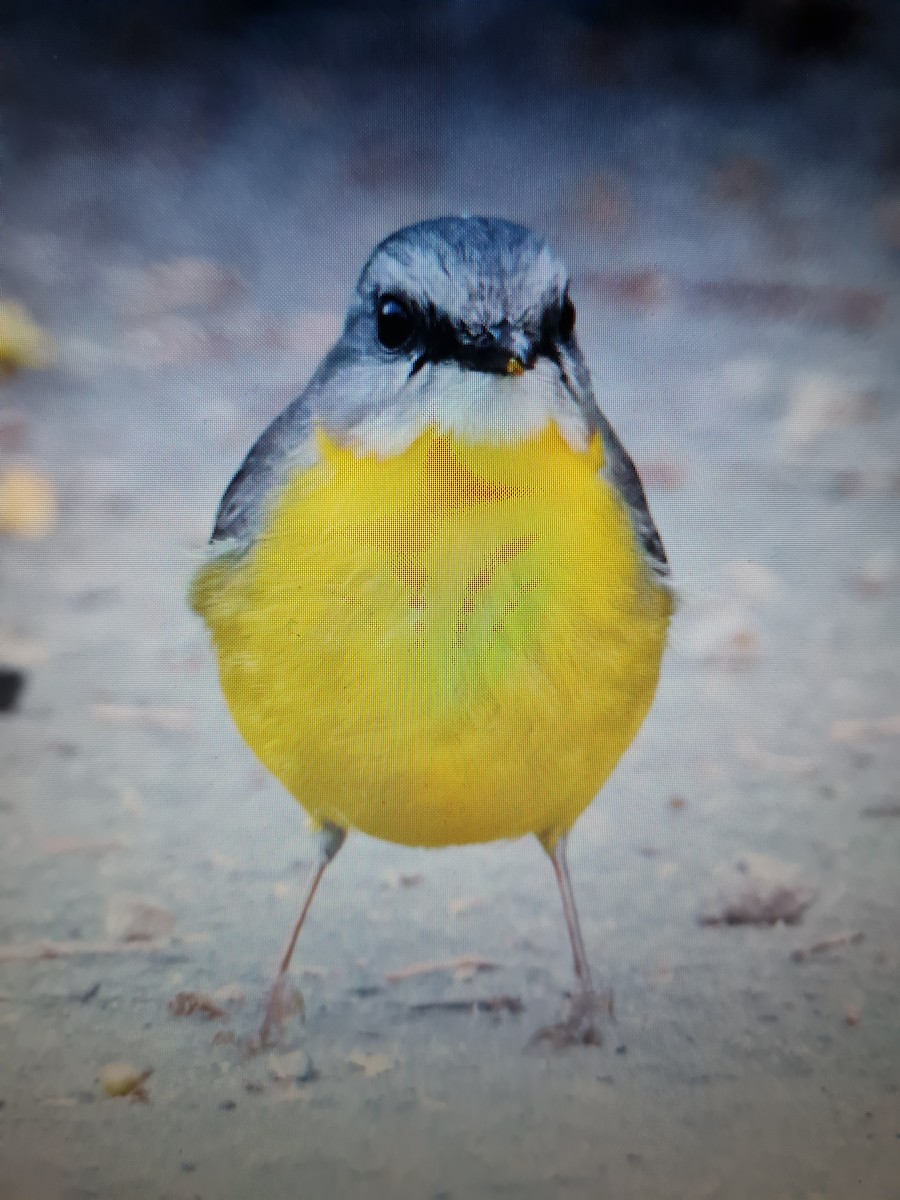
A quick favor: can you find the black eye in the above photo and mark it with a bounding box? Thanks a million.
[376,294,415,351]
[559,293,576,342]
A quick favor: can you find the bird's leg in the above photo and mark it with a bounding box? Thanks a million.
[258,821,346,1049]
[530,830,613,1048]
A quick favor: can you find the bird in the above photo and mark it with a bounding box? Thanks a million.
[190,216,672,1048]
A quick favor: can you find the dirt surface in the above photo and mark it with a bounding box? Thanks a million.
[1,8,899,1198]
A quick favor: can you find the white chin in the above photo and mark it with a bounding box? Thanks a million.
[349,360,590,456]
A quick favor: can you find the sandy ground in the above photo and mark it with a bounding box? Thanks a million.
[1,10,899,1198]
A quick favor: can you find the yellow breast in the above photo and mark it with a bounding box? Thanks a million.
[192,424,671,847]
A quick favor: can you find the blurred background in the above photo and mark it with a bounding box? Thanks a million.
[1,2,898,1197]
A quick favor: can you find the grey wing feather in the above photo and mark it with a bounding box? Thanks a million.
[211,391,318,549]
[593,410,670,582]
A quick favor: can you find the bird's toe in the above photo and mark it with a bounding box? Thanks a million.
[527,987,614,1050]
[258,974,306,1050]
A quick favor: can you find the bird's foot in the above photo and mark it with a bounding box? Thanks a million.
[255,973,305,1052]
[528,987,614,1050]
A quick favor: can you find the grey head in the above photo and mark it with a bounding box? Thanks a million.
[347,216,571,377]
[211,215,668,580]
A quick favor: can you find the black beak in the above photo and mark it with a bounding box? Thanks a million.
[410,322,537,378]
[448,326,536,376]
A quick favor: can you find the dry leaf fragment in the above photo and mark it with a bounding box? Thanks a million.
[0,938,174,962]
[736,739,816,776]
[0,302,54,377]
[346,1050,396,1078]
[385,956,499,984]
[581,268,671,309]
[448,895,486,916]
[790,931,864,962]
[168,991,228,1020]
[0,467,57,539]
[699,854,817,927]
[380,869,424,890]
[105,894,175,942]
[691,280,886,331]
[99,1062,152,1099]
[843,1003,862,1027]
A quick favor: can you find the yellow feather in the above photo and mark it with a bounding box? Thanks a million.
[192,423,671,848]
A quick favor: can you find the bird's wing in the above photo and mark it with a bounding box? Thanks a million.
[210,391,318,550]
[593,410,670,584]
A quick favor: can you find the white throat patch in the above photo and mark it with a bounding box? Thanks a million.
[345,359,591,457]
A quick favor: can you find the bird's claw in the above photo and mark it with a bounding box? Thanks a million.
[258,973,305,1050]
[528,987,614,1050]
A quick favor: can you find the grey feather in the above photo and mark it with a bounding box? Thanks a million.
[211,388,317,545]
